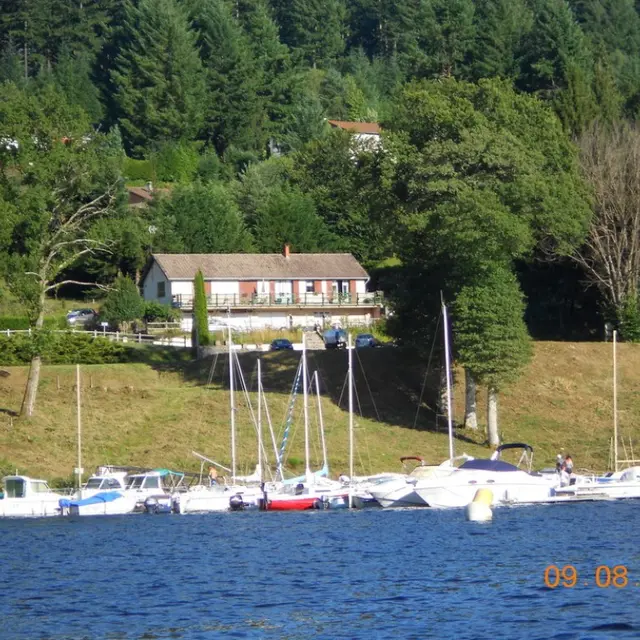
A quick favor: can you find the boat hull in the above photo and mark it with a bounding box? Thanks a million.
[266,496,322,511]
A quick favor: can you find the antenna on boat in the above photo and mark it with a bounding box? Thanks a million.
[613,329,619,472]
[302,333,312,485]
[441,297,454,461]
[76,364,83,493]
[228,323,236,485]
[313,371,328,472]
[348,332,354,509]
[257,357,263,484]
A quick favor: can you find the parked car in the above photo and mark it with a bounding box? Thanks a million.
[66,308,97,327]
[270,338,294,351]
[324,328,347,349]
[355,333,377,348]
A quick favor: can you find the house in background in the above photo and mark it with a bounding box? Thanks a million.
[141,246,384,332]
[327,120,382,152]
[127,183,171,208]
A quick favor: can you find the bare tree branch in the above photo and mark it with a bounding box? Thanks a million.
[45,280,111,293]
[572,122,640,314]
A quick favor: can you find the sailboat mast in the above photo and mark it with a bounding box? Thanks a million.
[76,364,82,492]
[442,302,454,461]
[257,357,263,483]
[228,324,236,484]
[314,371,327,470]
[348,333,354,508]
[613,330,619,472]
[302,334,312,483]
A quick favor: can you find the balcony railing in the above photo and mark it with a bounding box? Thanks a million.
[171,291,384,310]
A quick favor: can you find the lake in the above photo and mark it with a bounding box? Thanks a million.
[1,502,639,639]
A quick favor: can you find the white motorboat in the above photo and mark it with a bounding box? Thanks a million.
[367,456,473,508]
[0,475,66,517]
[547,466,640,503]
[413,444,558,508]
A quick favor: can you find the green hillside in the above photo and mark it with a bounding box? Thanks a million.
[0,342,638,485]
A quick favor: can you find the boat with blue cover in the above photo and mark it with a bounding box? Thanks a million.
[59,490,139,516]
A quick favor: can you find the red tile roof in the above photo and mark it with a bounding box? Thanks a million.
[327,120,381,134]
[152,253,368,280]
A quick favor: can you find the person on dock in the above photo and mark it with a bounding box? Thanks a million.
[208,466,218,486]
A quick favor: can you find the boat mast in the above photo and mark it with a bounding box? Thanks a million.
[257,357,263,483]
[613,329,619,472]
[228,323,236,484]
[302,333,312,484]
[348,333,354,508]
[442,301,454,461]
[314,370,327,472]
[76,364,82,493]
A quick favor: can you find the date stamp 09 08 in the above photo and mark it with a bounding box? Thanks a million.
[544,565,634,589]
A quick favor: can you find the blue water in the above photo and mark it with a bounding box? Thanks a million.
[1,502,639,640]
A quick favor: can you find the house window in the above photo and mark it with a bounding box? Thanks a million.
[305,281,314,293]
[157,281,166,298]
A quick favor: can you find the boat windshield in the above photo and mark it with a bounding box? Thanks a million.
[127,476,145,489]
[85,478,104,489]
[4,478,26,498]
[458,459,520,472]
[31,481,51,493]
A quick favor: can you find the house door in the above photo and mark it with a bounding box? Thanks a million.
[275,280,293,303]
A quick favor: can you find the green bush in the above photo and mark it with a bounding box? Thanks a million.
[0,316,30,330]
[150,141,200,183]
[0,332,132,365]
[100,275,144,330]
[618,294,640,342]
[0,315,67,330]
[123,156,154,181]
[143,301,177,323]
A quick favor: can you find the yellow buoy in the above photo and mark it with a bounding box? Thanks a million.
[465,488,493,521]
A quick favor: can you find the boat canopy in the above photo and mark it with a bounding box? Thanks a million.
[59,491,123,509]
[495,443,534,454]
[459,459,521,472]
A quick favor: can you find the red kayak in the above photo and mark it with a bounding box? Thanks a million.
[266,496,322,511]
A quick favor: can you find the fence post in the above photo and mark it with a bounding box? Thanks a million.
[6,329,9,337]
[138,333,142,343]
[93,330,97,338]
[116,331,120,342]
[28,328,32,336]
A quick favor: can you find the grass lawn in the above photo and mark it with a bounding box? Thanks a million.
[0,341,638,484]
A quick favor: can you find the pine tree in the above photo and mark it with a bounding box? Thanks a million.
[270,0,347,67]
[518,0,598,134]
[192,270,211,348]
[422,0,476,78]
[188,0,264,154]
[472,0,533,80]
[54,48,103,124]
[110,0,206,156]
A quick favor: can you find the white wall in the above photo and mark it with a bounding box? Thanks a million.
[171,280,193,297]
[142,261,170,304]
[356,279,366,294]
[211,281,239,295]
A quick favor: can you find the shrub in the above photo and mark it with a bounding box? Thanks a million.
[618,294,640,342]
[0,332,131,365]
[123,156,154,182]
[0,315,67,330]
[100,275,145,330]
[192,270,211,347]
[143,301,176,323]
[149,141,200,183]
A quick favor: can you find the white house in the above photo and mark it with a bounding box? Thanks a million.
[327,120,382,152]
[141,246,384,332]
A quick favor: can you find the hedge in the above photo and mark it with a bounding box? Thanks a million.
[0,332,132,365]
[0,315,68,330]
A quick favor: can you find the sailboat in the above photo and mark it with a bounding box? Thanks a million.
[173,327,263,514]
[263,335,342,510]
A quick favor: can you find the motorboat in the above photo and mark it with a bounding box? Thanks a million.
[59,490,140,516]
[0,475,66,517]
[173,481,264,514]
[413,444,558,508]
[367,455,473,508]
[547,466,640,503]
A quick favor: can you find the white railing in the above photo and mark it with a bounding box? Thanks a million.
[0,328,192,348]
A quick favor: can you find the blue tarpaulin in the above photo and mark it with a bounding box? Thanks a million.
[59,491,124,508]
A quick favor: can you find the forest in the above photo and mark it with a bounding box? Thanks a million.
[2,1,640,425]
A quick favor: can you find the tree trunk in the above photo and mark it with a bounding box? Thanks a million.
[20,285,46,417]
[464,370,478,430]
[487,386,499,446]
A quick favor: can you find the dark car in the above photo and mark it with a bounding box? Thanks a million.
[66,308,98,327]
[270,338,294,351]
[355,333,376,348]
